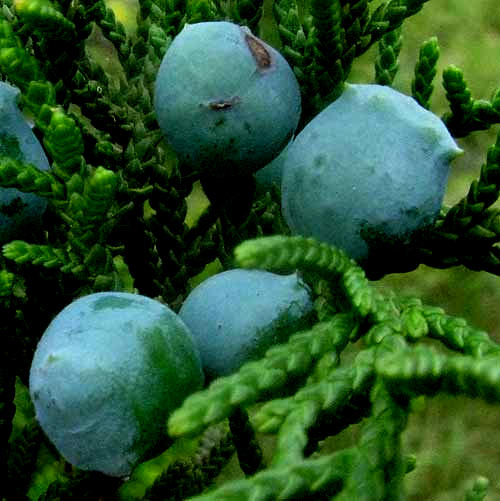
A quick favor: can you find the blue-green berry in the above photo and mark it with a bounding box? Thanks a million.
[179,269,314,379]
[29,292,204,477]
[0,81,50,242]
[154,21,301,176]
[282,83,463,263]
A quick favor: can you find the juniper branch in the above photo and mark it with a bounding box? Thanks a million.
[234,235,355,279]
[411,36,439,108]
[0,19,45,91]
[0,156,64,199]
[342,382,409,500]
[420,304,500,357]
[168,313,355,437]
[186,448,355,500]
[40,107,85,179]
[256,359,374,466]
[3,240,81,273]
[377,344,500,403]
[375,27,402,86]
[443,65,500,136]
[14,0,76,43]
[310,0,345,101]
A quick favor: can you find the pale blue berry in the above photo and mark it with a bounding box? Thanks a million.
[154,22,301,176]
[29,292,204,477]
[179,269,314,379]
[282,83,463,263]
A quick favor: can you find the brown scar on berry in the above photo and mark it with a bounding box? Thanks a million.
[208,96,241,110]
[245,34,272,70]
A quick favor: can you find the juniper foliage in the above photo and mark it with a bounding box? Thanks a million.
[0,0,499,499]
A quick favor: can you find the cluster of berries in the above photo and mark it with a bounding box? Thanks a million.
[25,21,462,477]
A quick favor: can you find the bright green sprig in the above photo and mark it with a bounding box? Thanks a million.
[417,130,500,271]
[80,166,118,221]
[14,0,76,42]
[168,313,355,437]
[375,27,402,86]
[0,269,14,297]
[395,297,500,356]
[270,399,319,467]
[187,448,356,500]
[272,0,314,119]
[343,382,408,500]
[0,156,64,199]
[3,240,79,272]
[310,0,345,102]
[372,296,426,342]
[341,265,393,320]
[442,65,500,136]
[41,107,85,178]
[61,168,119,269]
[0,42,44,92]
[254,366,355,435]
[420,304,500,357]
[364,317,403,346]
[411,36,439,109]
[273,0,306,68]
[234,235,355,279]
[377,344,500,403]
[443,64,474,124]
[400,306,428,340]
[255,358,374,467]
[22,80,56,118]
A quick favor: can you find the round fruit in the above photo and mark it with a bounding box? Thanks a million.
[29,292,204,477]
[154,21,301,176]
[179,269,314,379]
[281,83,463,265]
[0,81,50,242]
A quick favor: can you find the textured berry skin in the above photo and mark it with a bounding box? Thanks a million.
[179,269,314,379]
[282,83,463,263]
[29,292,204,477]
[0,81,50,242]
[154,21,301,176]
